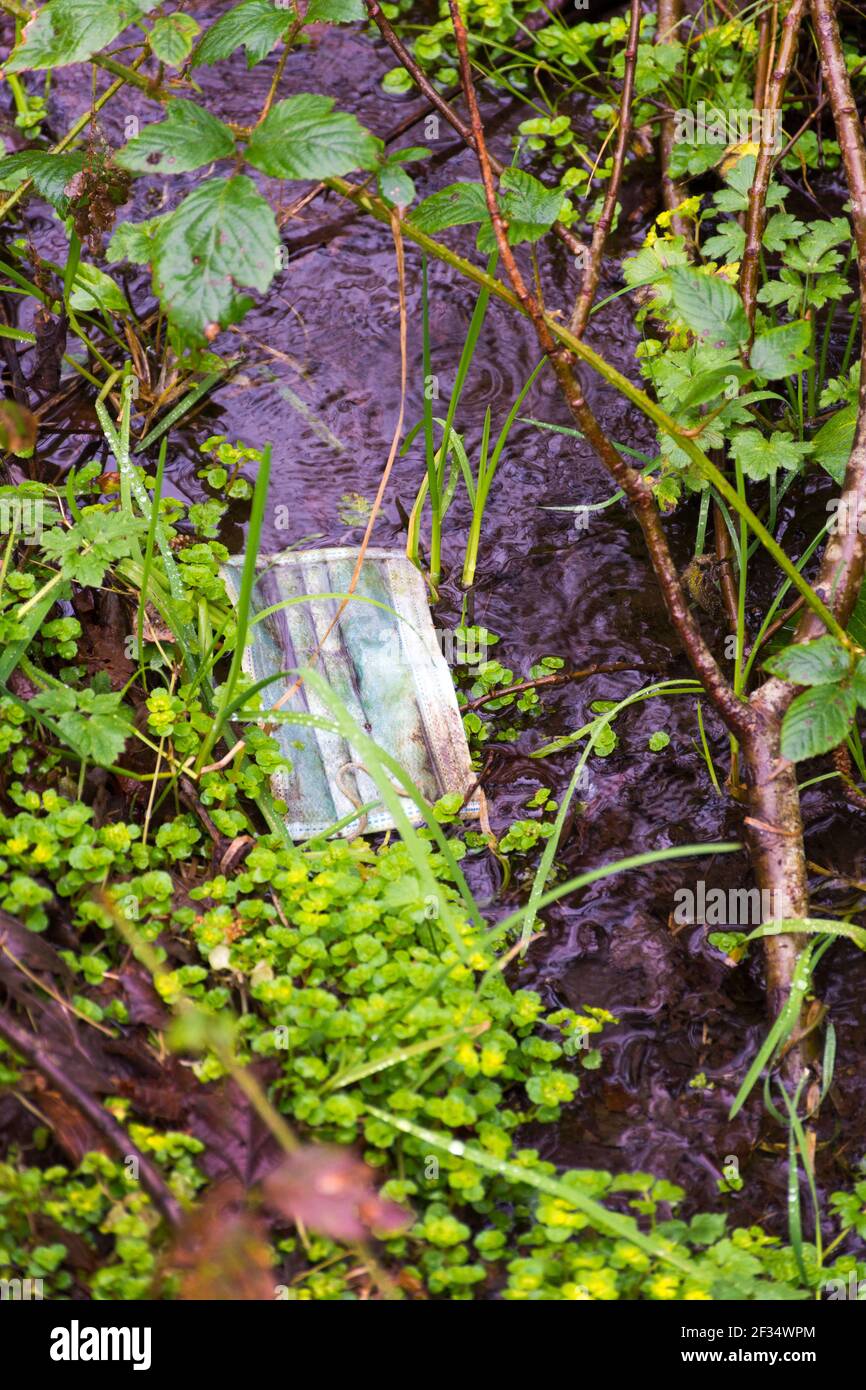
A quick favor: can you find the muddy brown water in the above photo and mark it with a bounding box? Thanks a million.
[6,5,866,1249]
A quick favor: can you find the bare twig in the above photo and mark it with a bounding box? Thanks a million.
[739,0,808,336]
[446,0,752,743]
[656,0,691,241]
[569,0,641,336]
[0,1005,184,1230]
[364,0,584,258]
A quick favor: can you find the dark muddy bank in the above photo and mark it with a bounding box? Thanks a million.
[7,3,866,1238]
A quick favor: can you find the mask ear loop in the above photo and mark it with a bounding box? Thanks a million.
[336,760,416,839]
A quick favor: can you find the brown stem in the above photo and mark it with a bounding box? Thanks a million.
[465,660,642,710]
[0,1005,184,1229]
[794,0,866,640]
[364,0,584,258]
[656,0,691,241]
[739,0,808,336]
[569,0,641,336]
[446,0,752,743]
[740,0,866,1097]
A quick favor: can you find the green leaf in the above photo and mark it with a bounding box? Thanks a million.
[749,320,813,380]
[152,175,278,344]
[306,0,365,20]
[117,99,235,174]
[784,217,850,274]
[7,0,158,71]
[107,217,162,265]
[678,362,751,410]
[701,220,745,263]
[411,181,489,235]
[193,0,291,67]
[762,212,807,253]
[495,167,561,245]
[666,266,749,350]
[763,636,851,685]
[31,686,132,767]
[246,93,379,180]
[40,511,146,587]
[852,658,866,709]
[812,404,856,485]
[729,428,812,481]
[378,164,415,209]
[68,263,130,317]
[780,682,856,761]
[148,13,201,66]
[0,151,85,210]
[848,580,866,651]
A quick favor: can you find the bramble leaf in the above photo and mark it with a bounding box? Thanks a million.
[7,0,158,71]
[780,682,856,761]
[666,267,749,350]
[812,404,856,485]
[763,636,850,686]
[107,217,162,266]
[306,0,365,20]
[117,100,235,175]
[193,0,291,67]
[411,182,489,234]
[245,94,379,180]
[0,151,85,210]
[151,176,279,344]
[148,13,201,66]
[749,320,813,380]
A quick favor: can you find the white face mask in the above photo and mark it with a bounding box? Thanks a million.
[222,547,479,841]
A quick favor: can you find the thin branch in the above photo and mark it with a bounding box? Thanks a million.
[569,0,641,336]
[445,0,752,742]
[364,0,584,258]
[784,0,866,644]
[739,0,808,336]
[656,0,691,242]
[0,1005,184,1230]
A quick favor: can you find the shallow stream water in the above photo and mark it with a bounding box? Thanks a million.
[8,3,866,1239]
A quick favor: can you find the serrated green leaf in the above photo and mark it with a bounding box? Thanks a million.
[0,151,85,210]
[117,99,234,174]
[749,319,812,380]
[848,582,866,651]
[246,93,379,180]
[701,220,745,263]
[7,0,158,71]
[666,266,749,350]
[780,682,856,761]
[69,263,130,317]
[40,511,146,587]
[148,13,200,66]
[411,181,489,234]
[152,175,278,344]
[193,0,291,67]
[107,217,162,265]
[32,686,133,766]
[730,428,812,481]
[306,0,365,20]
[763,636,851,685]
[812,404,856,485]
[851,658,866,709]
[762,211,807,253]
[378,164,415,209]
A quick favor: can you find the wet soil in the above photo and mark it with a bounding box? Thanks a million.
[5,4,866,1244]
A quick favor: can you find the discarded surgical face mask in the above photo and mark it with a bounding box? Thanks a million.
[221,548,480,840]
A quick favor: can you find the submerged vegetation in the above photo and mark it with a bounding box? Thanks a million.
[1,0,866,1313]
